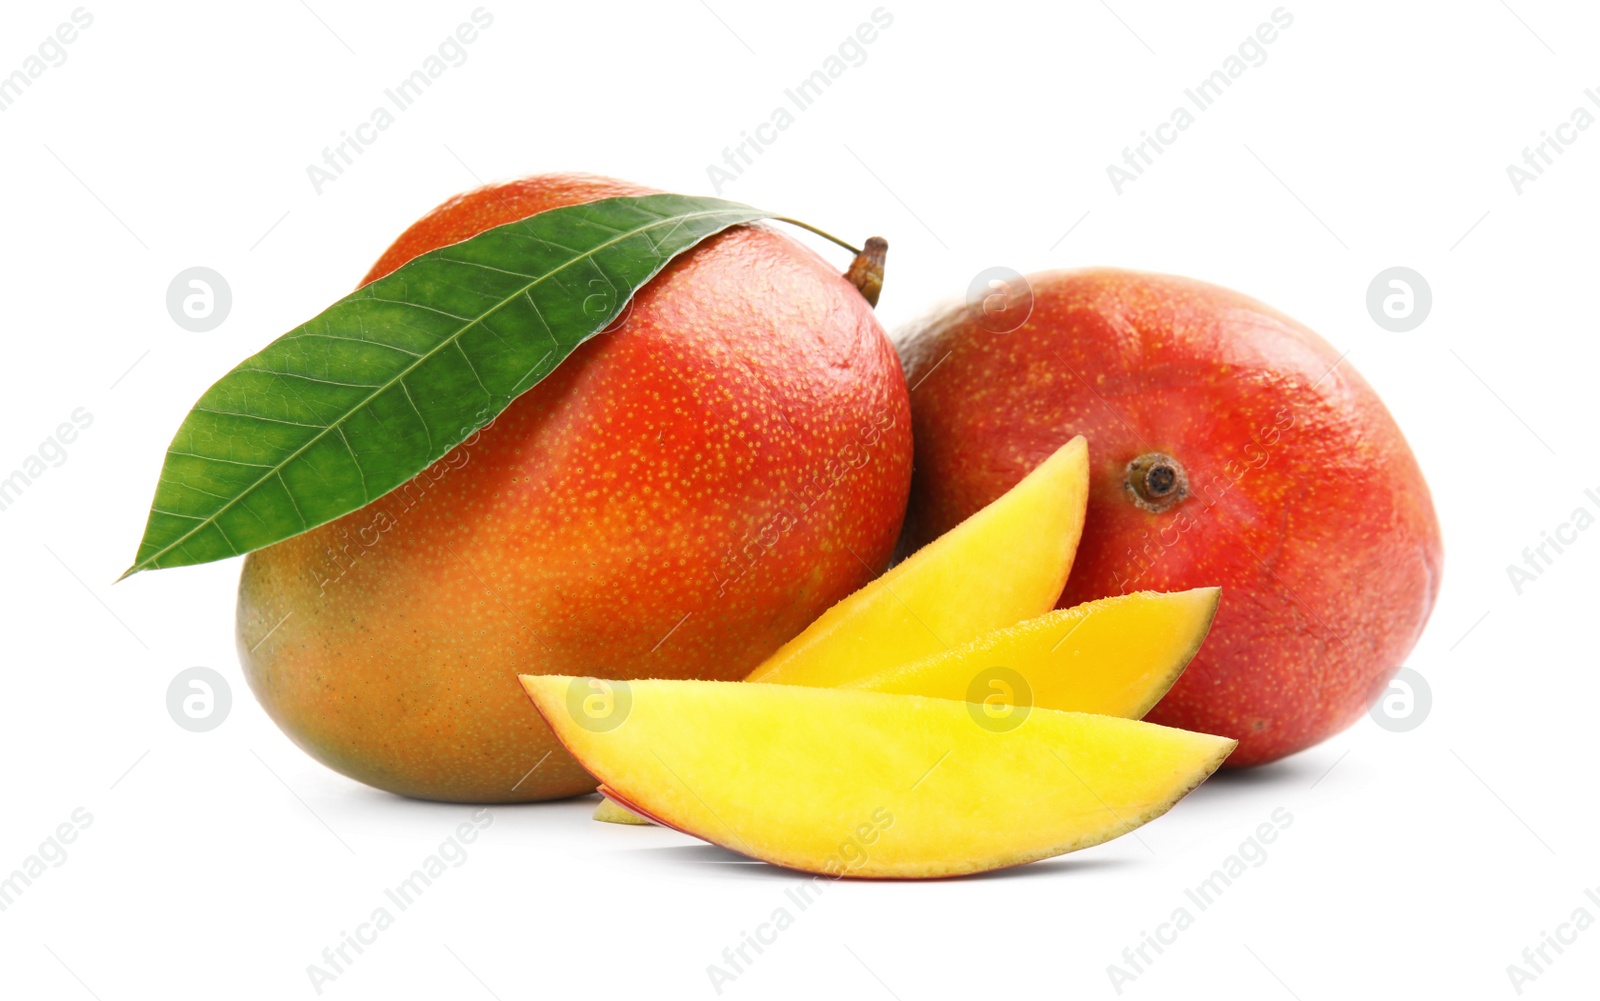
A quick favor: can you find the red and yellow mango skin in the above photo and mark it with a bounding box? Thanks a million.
[898,268,1441,766]
[237,174,913,802]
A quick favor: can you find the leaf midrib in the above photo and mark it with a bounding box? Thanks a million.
[133,204,745,573]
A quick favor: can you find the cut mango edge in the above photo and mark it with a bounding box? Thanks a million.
[745,437,1089,688]
[594,793,653,826]
[844,587,1221,720]
[524,677,1235,879]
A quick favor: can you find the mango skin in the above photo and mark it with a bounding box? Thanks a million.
[899,268,1442,766]
[237,174,912,802]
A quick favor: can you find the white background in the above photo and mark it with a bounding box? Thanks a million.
[2,1,1597,998]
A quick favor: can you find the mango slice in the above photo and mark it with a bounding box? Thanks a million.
[593,795,651,825]
[592,589,1216,825]
[844,588,1219,718]
[745,437,1089,687]
[524,676,1234,878]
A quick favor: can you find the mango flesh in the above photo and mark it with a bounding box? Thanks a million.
[235,174,913,802]
[525,676,1235,878]
[843,587,1219,718]
[593,795,651,825]
[745,437,1088,688]
[596,588,1217,827]
[593,587,1218,826]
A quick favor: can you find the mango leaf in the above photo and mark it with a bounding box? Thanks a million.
[126,194,771,576]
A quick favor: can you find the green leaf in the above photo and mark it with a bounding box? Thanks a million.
[126,194,772,576]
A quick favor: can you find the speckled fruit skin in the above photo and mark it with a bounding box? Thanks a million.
[899,268,1441,766]
[236,174,912,802]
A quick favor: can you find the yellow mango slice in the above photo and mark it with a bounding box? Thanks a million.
[593,795,652,825]
[594,590,1215,829]
[746,437,1089,687]
[521,676,1234,878]
[844,588,1220,719]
